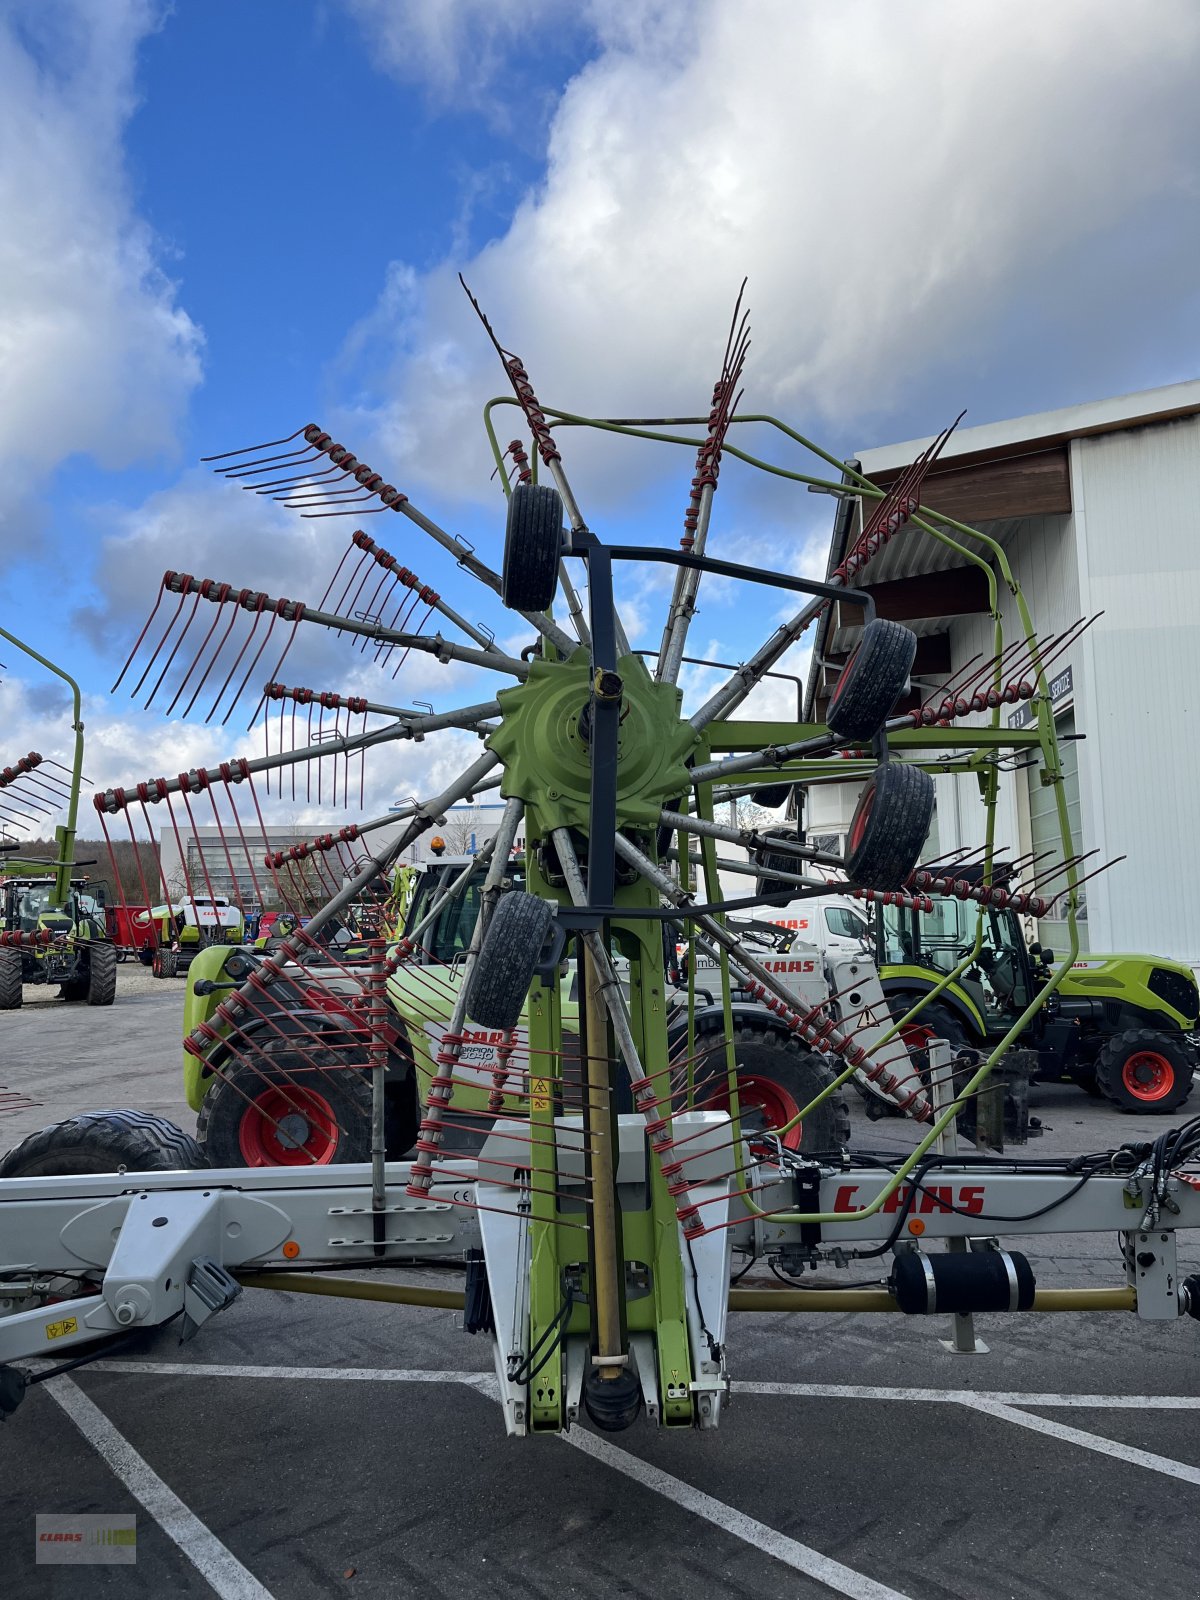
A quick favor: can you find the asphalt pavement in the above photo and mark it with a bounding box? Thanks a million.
[3,970,1200,1599]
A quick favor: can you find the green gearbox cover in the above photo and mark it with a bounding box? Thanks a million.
[488,649,698,835]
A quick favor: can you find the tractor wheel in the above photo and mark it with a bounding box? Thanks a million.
[1094,1030,1194,1114]
[688,1023,851,1155]
[0,1110,206,1178]
[844,761,934,891]
[160,949,178,980]
[502,482,563,613]
[752,825,801,897]
[750,782,792,809]
[464,891,554,1030]
[826,619,918,742]
[197,1055,374,1168]
[887,999,977,1093]
[87,944,118,1006]
[0,950,22,1010]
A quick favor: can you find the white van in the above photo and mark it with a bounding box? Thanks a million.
[764,895,872,960]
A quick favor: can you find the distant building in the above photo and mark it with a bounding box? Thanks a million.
[803,378,1200,969]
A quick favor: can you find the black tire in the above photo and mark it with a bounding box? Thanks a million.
[686,1022,851,1154]
[826,618,918,741]
[116,948,129,964]
[87,943,118,1006]
[0,950,21,1010]
[844,761,934,891]
[502,482,563,613]
[886,998,978,1090]
[0,1109,206,1178]
[161,949,178,980]
[137,948,154,967]
[752,825,801,897]
[197,1052,375,1167]
[464,891,554,1030]
[750,782,792,809]
[385,1076,422,1158]
[1094,1029,1194,1114]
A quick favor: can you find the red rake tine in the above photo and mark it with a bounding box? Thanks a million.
[251,463,349,493]
[200,425,313,464]
[180,594,245,720]
[204,601,266,724]
[164,587,235,717]
[112,576,170,694]
[127,583,191,701]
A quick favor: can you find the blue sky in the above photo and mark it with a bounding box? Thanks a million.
[2,0,1199,834]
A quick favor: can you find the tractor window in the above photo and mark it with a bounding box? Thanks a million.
[429,881,482,963]
[19,886,60,929]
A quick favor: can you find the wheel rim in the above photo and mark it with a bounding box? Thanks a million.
[1120,1051,1174,1103]
[847,781,876,854]
[701,1074,803,1152]
[828,646,858,712]
[237,1085,340,1165]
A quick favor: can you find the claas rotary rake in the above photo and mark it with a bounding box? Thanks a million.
[3,285,1200,1440]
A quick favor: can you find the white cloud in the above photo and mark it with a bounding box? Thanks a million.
[0,0,202,548]
[339,0,1200,505]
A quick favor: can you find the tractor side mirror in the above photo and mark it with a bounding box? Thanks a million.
[1040,948,1055,967]
[1028,942,1042,956]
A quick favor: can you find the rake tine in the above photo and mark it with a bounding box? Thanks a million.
[200,425,312,463]
[245,463,346,492]
[112,577,169,693]
[163,590,232,717]
[180,594,243,720]
[217,448,321,479]
[1042,855,1126,908]
[128,585,191,701]
[225,610,285,728]
[205,603,265,725]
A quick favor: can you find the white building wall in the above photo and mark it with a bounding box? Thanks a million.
[938,511,1081,866]
[1069,415,1200,964]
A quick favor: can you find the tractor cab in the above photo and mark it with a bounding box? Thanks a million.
[2,876,107,940]
[403,854,527,964]
[876,869,1040,1038]
[876,862,1198,1112]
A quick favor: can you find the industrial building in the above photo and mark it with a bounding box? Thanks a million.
[803,378,1200,973]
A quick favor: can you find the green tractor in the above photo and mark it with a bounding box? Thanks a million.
[137,894,246,979]
[0,868,117,1009]
[876,867,1198,1112]
[181,851,851,1167]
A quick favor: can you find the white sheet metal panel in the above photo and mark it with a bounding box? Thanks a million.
[1070,415,1200,965]
[934,513,1081,896]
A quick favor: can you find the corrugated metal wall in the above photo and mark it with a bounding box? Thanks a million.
[811,414,1200,970]
[1070,415,1200,964]
[938,513,1080,895]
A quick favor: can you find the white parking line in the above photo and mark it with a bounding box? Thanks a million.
[963,1398,1200,1486]
[44,1375,275,1600]
[733,1381,1200,1409]
[48,1359,1200,1599]
[74,1360,497,1391]
[562,1425,913,1600]
[76,1363,1200,1411]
